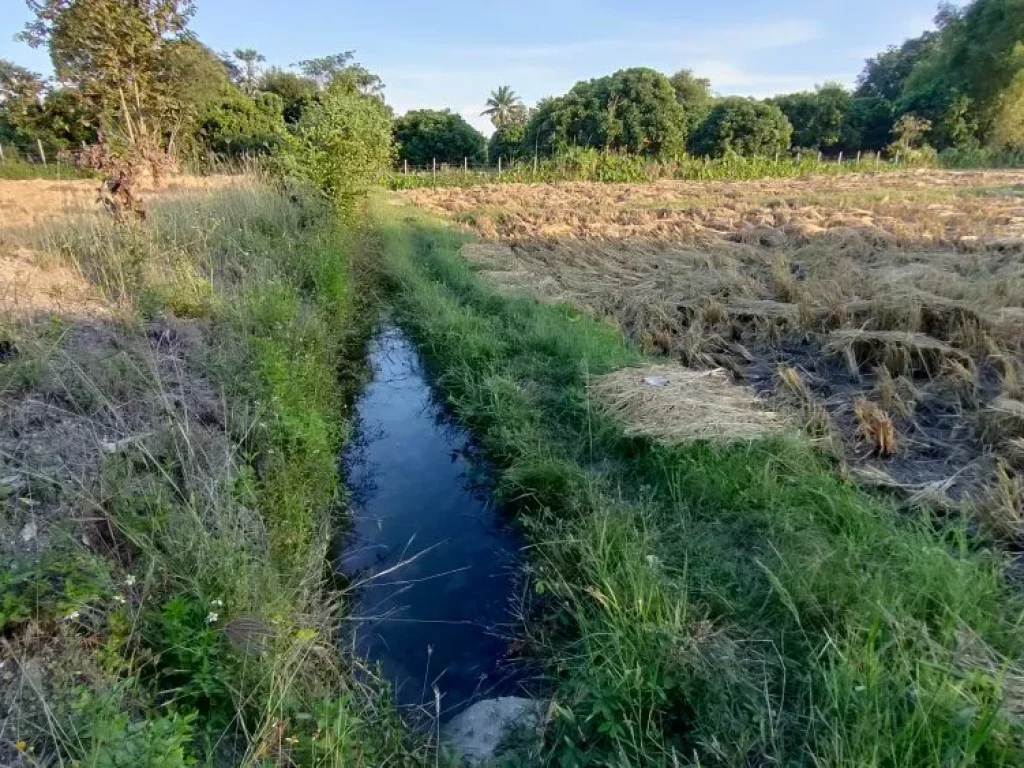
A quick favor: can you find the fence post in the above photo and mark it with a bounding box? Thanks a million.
[432,157,436,179]
[464,156,468,173]
[37,138,47,166]
[817,151,822,163]
[774,152,779,165]
[0,144,5,164]
[404,158,408,174]
[894,152,900,165]
[856,151,862,165]
[534,153,538,173]
[837,151,843,165]
[498,156,502,175]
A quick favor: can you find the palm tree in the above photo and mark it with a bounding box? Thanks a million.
[482,86,526,129]
[233,48,266,91]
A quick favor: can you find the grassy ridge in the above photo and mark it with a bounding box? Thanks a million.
[2,188,414,765]
[371,199,1024,765]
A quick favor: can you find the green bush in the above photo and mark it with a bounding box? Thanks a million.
[688,97,793,158]
[275,79,394,215]
[194,91,288,158]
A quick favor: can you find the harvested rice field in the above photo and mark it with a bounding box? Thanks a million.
[402,169,1024,530]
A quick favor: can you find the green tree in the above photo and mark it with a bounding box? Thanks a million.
[687,97,793,157]
[669,69,713,134]
[194,91,287,158]
[488,121,526,162]
[481,86,525,129]
[771,83,851,151]
[259,68,318,124]
[232,48,265,92]
[523,68,687,157]
[856,32,939,101]
[0,59,46,149]
[393,109,486,166]
[840,96,895,152]
[297,52,383,96]
[21,0,197,171]
[277,78,393,215]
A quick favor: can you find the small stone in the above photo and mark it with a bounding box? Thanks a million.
[442,697,545,765]
[20,521,37,543]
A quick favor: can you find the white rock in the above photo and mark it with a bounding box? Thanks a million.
[442,697,544,765]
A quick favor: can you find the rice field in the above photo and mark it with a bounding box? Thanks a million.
[402,169,1024,535]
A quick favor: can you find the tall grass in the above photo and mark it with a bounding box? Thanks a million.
[5,186,417,765]
[387,148,916,190]
[370,199,1024,765]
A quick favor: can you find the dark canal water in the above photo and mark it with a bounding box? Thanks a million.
[338,323,524,719]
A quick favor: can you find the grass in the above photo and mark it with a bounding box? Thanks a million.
[0,159,96,181]
[387,150,918,190]
[0,185,418,765]
[370,197,1024,765]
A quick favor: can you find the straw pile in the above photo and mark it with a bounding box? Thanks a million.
[589,364,783,443]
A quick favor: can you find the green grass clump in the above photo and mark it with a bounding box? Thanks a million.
[371,199,1024,766]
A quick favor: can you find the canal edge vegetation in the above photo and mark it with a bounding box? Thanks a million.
[369,198,1024,765]
[0,184,425,765]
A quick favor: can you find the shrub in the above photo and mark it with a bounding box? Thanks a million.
[194,91,288,158]
[276,79,394,215]
[688,97,793,158]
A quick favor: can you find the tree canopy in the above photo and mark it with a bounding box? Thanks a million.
[687,97,793,158]
[523,68,687,157]
[393,109,486,166]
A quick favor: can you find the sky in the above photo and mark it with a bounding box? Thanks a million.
[2,1,943,134]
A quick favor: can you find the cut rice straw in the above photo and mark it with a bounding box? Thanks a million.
[590,363,783,444]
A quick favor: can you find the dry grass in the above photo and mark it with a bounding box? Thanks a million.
[589,364,783,443]
[0,174,244,232]
[411,170,1024,511]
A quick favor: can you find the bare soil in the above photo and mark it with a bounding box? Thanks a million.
[403,170,1024,526]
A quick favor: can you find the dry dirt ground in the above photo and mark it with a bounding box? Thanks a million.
[402,170,1024,531]
[0,179,233,764]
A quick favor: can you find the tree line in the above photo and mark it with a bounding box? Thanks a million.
[2,0,1021,183]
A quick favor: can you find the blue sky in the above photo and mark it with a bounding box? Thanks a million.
[3,1,942,133]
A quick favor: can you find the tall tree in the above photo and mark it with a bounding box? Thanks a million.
[297,52,383,95]
[687,97,793,158]
[232,48,265,92]
[481,86,525,129]
[393,109,486,165]
[20,0,197,178]
[771,83,852,150]
[260,68,319,124]
[669,69,713,135]
[856,32,939,101]
[524,68,687,157]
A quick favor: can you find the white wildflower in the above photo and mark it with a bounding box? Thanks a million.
[206,612,219,624]
[64,610,81,621]
[113,595,126,605]
[124,575,136,587]
[210,598,223,609]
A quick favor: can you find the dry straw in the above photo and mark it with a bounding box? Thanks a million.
[589,363,783,444]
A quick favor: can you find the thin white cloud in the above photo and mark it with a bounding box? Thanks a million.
[381,17,826,133]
